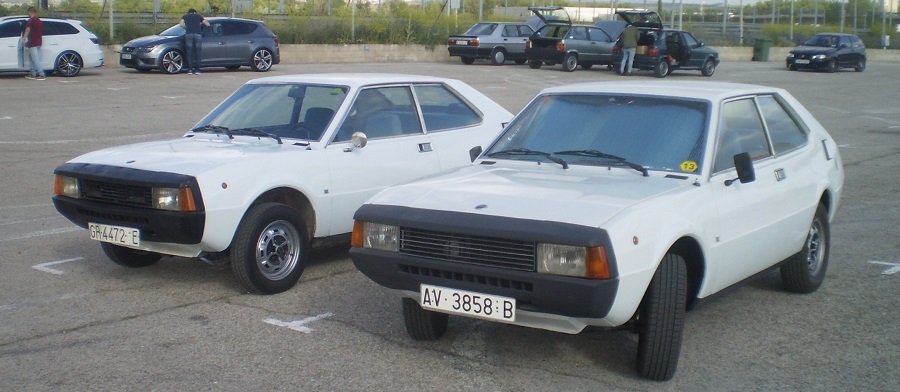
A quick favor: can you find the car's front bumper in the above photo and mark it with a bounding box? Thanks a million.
[786,56,830,69]
[120,50,161,69]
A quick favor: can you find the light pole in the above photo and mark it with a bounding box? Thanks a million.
[790,0,794,41]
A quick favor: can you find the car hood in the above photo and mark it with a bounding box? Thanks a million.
[67,135,293,176]
[124,34,181,47]
[790,45,835,55]
[367,165,691,228]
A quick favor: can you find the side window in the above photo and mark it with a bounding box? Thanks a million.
[839,36,851,46]
[568,27,587,40]
[222,21,250,36]
[519,25,535,37]
[414,84,482,132]
[208,22,223,36]
[683,33,698,47]
[757,95,807,154]
[336,86,423,142]
[588,28,610,42]
[503,25,517,37]
[714,98,772,173]
[47,21,79,35]
[0,20,25,38]
[41,21,59,36]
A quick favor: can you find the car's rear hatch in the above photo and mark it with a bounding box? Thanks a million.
[615,10,663,29]
[528,7,571,50]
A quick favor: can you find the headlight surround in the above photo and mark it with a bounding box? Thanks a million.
[787,53,795,58]
[136,45,157,53]
[812,54,827,60]
[537,243,610,279]
[54,175,80,198]
[352,221,399,252]
[152,186,197,212]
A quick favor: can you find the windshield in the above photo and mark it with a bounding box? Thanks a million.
[464,23,498,36]
[802,35,838,47]
[485,94,710,174]
[193,83,349,141]
[159,24,185,36]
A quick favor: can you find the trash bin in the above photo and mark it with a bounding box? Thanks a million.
[752,38,772,62]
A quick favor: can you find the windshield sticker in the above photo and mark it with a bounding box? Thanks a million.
[330,88,343,95]
[680,160,698,173]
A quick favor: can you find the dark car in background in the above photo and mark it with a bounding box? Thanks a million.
[525,6,622,72]
[786,33,866,72]
[448,22,535,65]
[611,11,719,78]
[120,17,279,74]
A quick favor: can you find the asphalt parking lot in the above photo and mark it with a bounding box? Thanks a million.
[1,60,898,391]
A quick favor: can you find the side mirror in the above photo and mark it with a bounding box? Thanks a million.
[725,152,755,186]
[351,132,368,149]
[469,146,483,163]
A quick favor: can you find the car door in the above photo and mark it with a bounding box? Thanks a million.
[41,21,82,70]
[706,96,818,292]
[501,24,528,56]
[681,32,705,67]
[588,27,615,63]
[323,85,441,236]
[412,83,494,170]
[565,27,591,60]
[201,21,228,64]
[836,35,852,67]
[0,19,25,70]
[219,20,253,63]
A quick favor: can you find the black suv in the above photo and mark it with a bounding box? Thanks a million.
[786,33,866,72]
[611,11,719,78]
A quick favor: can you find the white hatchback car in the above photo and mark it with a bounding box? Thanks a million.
[350,81,844,381]
[0,16,104,77]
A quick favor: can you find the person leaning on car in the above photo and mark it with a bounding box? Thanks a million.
[22,6,45,80]
[619,24,640,76]
[179,8,210,75]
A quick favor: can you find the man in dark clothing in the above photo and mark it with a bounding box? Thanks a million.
[22,7,45,80]
[618,24,640,76]
[179,9,210,75]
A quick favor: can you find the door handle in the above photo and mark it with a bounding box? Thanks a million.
[417,142,433,153]
[774,168,786,181]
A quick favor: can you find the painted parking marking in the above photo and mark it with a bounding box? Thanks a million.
[107,87,130,91]
[32,257,85,275]
[263,312,335,333]
[163,96,185,99]
[0,116,11,120]
[868,261,900,275]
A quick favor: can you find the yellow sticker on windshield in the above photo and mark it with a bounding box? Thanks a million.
[680,160,698,173]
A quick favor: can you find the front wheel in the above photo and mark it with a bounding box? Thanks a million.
[855,57,866,72]
[826,58,837,73]
[230,203,308,294]
[101,242,161,268]
[55,51,83,77]
[654,60,669,78]
[701,59,716,77]
[159,49,184,74]
[562,53,578,72]
[250,48,274,71]
[528,60,543,69]
[780,204,830,294]
[402,298,448,341]
[490,48,506,65]
[636,253,687,381]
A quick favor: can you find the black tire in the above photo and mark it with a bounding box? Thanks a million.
[701,59,716,77]
[826,58,837,73]
[136,68,152,73]
[402,297,448,341]
[461,56,475,65]
[225,65,241,71]
[636,253,687,381]
[55,51,83,77]
[250,48,274,71]
[528,60,543,69]
[159,49,184,74]
[654,60,669,78]
[101,242,161,268]
[562,53,578,72]
[514,59,526,65]
[855,57,866,72]
[490,48,506,65]
[780,204,830,294]
[581,63,593,70]
[230,203,309,294]
[788,63,797,71]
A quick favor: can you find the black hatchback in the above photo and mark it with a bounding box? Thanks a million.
[786,33,866,73]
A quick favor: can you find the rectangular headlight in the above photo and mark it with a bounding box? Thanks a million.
[54,175,80,198]
[152,187,196,212]
[352,221,399,252]
[538,243,610,279]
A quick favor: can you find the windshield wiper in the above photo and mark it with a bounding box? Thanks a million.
[192,124,233,139]
[487,148,568,169]
[554,149,648,177]
[231,128,283,144]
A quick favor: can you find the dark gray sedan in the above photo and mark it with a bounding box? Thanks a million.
[119,17,279,74]
[525,7,622,72]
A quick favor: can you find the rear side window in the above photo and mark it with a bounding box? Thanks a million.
[336,86,424,141]
[757,95,807,154]
[414,84,482,132]
[518,25,534,36]
[222,21,251,36]
[567,27,588,40]
[503,25,518,37]
[0,20,25,38]
[588,28,611,42]
[714,98,771,173]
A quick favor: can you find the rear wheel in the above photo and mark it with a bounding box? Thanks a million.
[55,51,83,77]
[780,204,830,294]
[461,56,475,65]
[101,242,161,268]
[490,48,506,65]
[402,298,448,341]
[636,253,687,381]
[701,59,716,77]
[562,53,578,72]
[528,60,543,69]
[855,57,866,72]
[159,49,184,74]
[250,48,274,71]
[230,203,308,294]
[654,60,669,78]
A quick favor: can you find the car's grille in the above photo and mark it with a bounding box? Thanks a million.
[399,228,536,271]
[75,208,150,225]
[399,264,534,292]
[122,46,135,53]
[81,179,152,207]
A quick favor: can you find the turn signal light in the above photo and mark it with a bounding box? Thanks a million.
[586,246,611,279]
[649,48,659,57]
[351,220,365,248]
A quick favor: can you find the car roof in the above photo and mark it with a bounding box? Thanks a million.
[539,81,782,102]
[0,15,81,23]
[205,17,263,23]
[809,33,858,37]
[247,73,458,87]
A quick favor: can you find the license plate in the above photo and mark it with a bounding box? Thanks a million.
[420,284,515,322]
[455,40,467,45]
[89,222,140,248]
[795,59,809,64]
[121,53,132,60]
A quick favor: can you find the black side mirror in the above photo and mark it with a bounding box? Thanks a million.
[725,152,755,186]
[469,146,483,163]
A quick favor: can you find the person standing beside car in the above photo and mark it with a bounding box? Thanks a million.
[619,24,640,76]
[22,6,45,80]
[179,8,209,75]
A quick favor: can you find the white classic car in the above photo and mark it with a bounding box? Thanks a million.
[350,81,844,380]
[53,74,513,294]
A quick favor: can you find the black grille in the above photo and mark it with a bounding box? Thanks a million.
[399,264,534,292]
[81,179,152,208]
[400,228,536,271]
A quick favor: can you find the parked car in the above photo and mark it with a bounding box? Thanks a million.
[525,7,621,72]
[350,81,843,381]
[52,74,513,294]
[448,22,535,65]
[0,15,103,77]
[611,11,719,78]
[119,17,279,74]
[786,33,866,72]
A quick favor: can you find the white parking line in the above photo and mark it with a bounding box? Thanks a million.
[32,257,85,275]
[0,227,80,242]
[868,261,900,275]
[0,116,11,120]
[263,312,335,333]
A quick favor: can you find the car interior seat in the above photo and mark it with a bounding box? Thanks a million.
[301,107,334,140]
